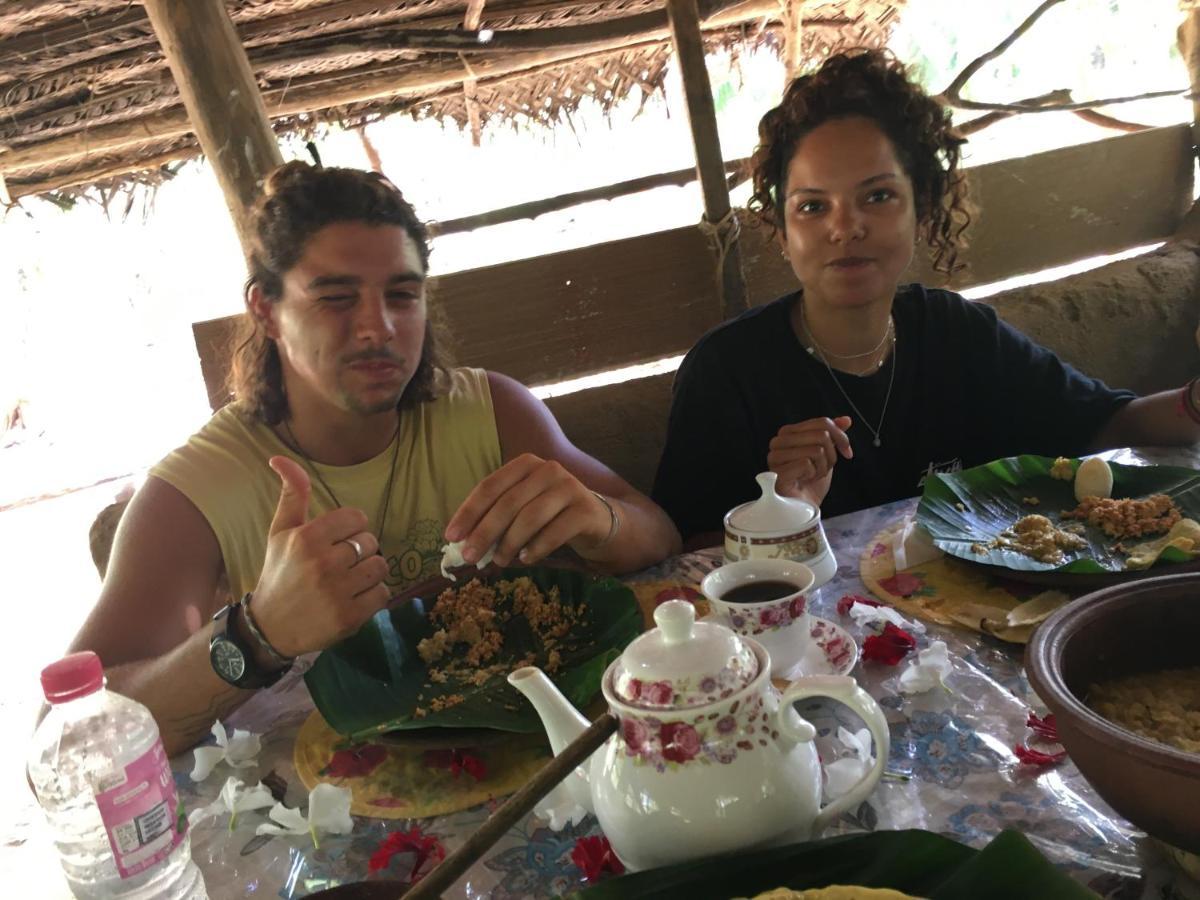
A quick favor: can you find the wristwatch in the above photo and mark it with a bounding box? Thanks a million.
[209,601,288,689]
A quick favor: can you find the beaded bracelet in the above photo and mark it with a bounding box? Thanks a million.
[241,592,294,667]
[1182,376,1200,426]
[590,491,621,550]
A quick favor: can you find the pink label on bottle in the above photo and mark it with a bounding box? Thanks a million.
[93,739,186,879]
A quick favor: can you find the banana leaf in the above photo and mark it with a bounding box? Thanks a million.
[916,455,1200,574]
[572,829,1097,900]
[305,566,641,741]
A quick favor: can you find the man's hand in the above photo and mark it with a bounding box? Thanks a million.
[444,453,614,567]
[249,456,391,656]
[767,416,853,507]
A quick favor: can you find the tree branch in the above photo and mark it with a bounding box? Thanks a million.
[940,0,1066,102]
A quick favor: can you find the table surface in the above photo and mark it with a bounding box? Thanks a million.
[8,446,1200,900]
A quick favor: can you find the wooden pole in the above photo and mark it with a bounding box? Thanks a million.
[666,0,748,319]
[141,0,283,253]
[463,0,489,146]
[1176,8,1200,241]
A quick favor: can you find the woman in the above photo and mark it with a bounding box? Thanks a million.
[652,49,1199,546]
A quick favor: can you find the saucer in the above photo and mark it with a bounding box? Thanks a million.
[700,614,859,679]
[778,615,859,680]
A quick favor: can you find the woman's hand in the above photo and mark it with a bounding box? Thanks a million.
[768,416,853,507]
[444,453,615,567]
[250,456,391,658]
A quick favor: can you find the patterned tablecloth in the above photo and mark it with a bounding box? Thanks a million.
[14,447,1200,899]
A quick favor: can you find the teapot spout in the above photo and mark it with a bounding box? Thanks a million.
[508,667,595,815]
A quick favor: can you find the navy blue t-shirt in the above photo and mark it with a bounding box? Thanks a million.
[652,286,1136,540]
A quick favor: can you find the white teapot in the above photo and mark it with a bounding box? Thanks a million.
[508,600,889,872]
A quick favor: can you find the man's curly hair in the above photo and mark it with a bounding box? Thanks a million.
[747,49,971,275]
[229,161,451,425]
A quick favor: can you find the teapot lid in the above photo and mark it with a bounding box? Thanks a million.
[726,472,817,533]
[610,600,758,710]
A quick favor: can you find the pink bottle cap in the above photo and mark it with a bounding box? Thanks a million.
[41,651,104,704]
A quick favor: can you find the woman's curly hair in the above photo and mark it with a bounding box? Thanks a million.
[747,49,971,275]
[229,161,451,424]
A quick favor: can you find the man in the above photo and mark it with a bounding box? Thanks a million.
[69,163,680,755]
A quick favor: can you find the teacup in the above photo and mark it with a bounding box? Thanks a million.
[700,559,815,678]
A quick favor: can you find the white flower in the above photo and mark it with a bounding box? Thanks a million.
[440,540,495,580]
[188,777,275,829]
[255,783,354,849]
[535,784,589,832]
[824,726,873,799]
[898,641,953,694]
[190,720,262,781]
[848,601,926,634]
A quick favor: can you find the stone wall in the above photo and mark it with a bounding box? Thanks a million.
[984,242,1200,395]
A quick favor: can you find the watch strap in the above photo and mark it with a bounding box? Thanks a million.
[240,593,294,667]
[210,602,288,689]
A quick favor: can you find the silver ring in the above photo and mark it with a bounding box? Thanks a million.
[340,537,364,565]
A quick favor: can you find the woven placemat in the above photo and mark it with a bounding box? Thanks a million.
[859,520,1074,644]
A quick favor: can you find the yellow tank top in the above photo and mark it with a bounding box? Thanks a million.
[150,367,502,598]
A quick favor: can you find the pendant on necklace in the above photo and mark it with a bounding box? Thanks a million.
[873,437,882,447]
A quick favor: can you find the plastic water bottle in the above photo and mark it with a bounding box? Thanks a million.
[27,652,207,899]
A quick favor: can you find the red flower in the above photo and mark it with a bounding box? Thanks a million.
[1026,712,1060,742]
[621,717,652,752]
[789,595,807,619]
[759,606,788,627]
[837,594,881,616]
[660,722,702,763]
[654,586,702,606]
[1013,743,1067,767]
[368,826,446,880]
[572,835,625,883]
[878,573,924,597]
[423,749,488,781]
[643,681,674,706]
[323,743,388,778]
[861,623,916,665]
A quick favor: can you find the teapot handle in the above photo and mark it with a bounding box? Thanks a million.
[776,675,890,836]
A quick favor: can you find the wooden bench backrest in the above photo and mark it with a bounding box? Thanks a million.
[194,125,1195,491]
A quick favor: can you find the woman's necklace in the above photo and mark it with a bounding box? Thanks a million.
[801,301,898,448]
[281,417,403,542]
[801,301,894,366]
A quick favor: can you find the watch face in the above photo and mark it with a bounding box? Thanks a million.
[212,639,246,683]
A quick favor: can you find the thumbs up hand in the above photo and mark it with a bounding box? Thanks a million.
[248,456,391,659]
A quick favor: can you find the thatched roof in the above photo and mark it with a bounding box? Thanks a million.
[0,0,902,202]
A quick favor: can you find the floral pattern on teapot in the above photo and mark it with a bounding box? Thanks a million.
[727,594,807,636]
[619,691,771,771]
[621,652,753,709]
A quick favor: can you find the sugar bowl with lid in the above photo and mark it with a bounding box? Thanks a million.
[724,472,838,587]
[508,599,888,871]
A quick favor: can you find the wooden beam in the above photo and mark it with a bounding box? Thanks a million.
[432,158,748,236]
[666,0,748,319]
[7,144,196,200]
[462,0,489,146]
[0,0,776,175]
[142,0,283,253]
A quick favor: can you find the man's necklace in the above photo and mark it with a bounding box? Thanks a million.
[281,417,403,542]
[801,301,898,448]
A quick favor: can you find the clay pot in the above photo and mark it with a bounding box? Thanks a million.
[1026,572,1200,852]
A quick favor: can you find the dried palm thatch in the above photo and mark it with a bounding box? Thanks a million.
[0,0,904,202]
